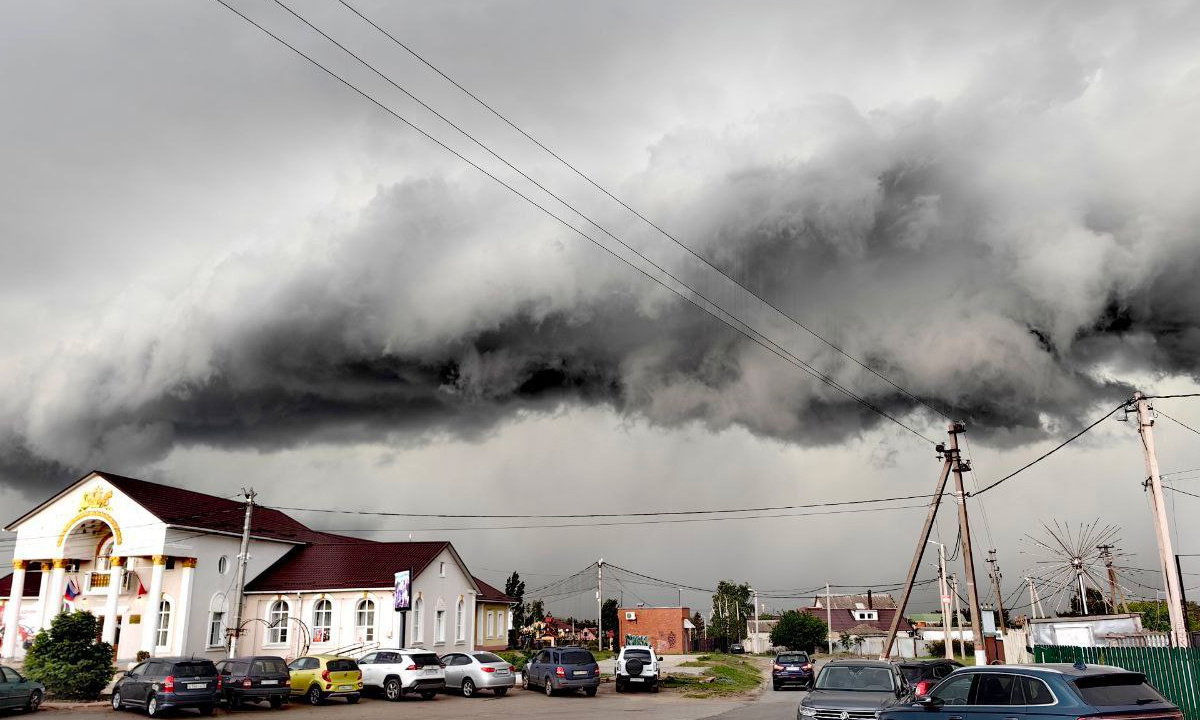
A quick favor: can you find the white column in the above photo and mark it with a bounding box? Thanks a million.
[141,556,167,655]
[45,560,67,624]
[173,558,196,655]
[1,560,28,659]
[102,557,125,645]
[34,563,51,631]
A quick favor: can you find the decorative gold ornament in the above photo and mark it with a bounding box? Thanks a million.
[80,486,113,512]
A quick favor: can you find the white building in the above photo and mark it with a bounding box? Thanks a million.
[1,471,485,661]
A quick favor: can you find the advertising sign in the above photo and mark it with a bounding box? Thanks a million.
[393,570,411,611]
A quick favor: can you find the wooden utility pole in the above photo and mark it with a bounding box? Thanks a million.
[881,447,953,658]
[947,424,989,664]
[1130,393,1190,647]
[987,550,1007,632]
[227,487,256,657]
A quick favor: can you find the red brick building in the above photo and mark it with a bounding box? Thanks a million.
[617,606,693,654]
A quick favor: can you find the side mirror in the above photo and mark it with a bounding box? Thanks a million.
[915,696,942,711]
[658,656,664,662]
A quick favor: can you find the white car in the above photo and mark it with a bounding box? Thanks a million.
[358,649,445,701]
[614,645,661,693]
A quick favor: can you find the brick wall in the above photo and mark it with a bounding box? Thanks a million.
[617,606,691,654]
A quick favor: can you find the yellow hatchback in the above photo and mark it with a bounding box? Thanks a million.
[288,655,363,705]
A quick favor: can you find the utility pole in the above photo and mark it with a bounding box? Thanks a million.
[950,575,966,658]
[929,540,953,659]
[1129,392,1190,647]
[987,550,1007,632]
[947,424,989,665]
[881,445,954,658]
[1098,545,1124,613]
[227,487,256,657]
[826,583,833,655]
[752,588,760,653]
[597,559,604,652]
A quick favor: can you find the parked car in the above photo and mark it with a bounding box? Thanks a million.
[0,666,44,713]
[772,651,815,691]
[112,657,222,717]
[358,649,444,701]
[881,663,1183,720]
[215,656,291,709]
[798,659,909,720]
[286,655,362,705]
[730,643,746,654]
[614,645,661,693]
[440,651,515,697]
[523,646,600,697]
[897,659,962,698]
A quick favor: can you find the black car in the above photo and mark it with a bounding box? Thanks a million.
[772,651,815,690]
[730,643,746,654]
[897,659,962,698]
[112,658,222,717]
[522,646,600,697]
[798,660,910,720]
[215,656,291,709]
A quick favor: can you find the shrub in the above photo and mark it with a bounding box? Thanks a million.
[926,639,974,658]
[23,611,116,700]
[770,611,827,652]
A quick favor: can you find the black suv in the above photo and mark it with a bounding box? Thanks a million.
[215,656,291,709]
[772,651,815,690]
[112,658,222,717]
[897,660,962,698]
[523,646,600,697]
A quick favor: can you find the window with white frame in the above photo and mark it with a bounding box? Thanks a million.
[268,600,290,645]
[499,609,507,634]
[96,537,115,572]
[155,599,172,648]
[413,597,424,643]
[486,611,495,638]
[208,611,225,648]
[312,599,333,643]
[435,609,446,643]
[455,597,465,642]
[355,599,375,642]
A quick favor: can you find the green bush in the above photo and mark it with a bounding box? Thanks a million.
[496,650,530,671]
[23,611,115,700]
[926,639,974,658]
[770,610,828,652]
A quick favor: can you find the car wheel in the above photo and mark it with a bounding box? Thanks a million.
[307,686,324,706]
[269,697,284,710]
[345,694,360,705]
[146,695,161,718]
[615,680,625,693]
[112,691,125,711]
[26,690,43,713]
[229,693,243,710]
[198,704,215,716]
[522,673,531,691]
[650,682,659,694]
[461,679,476,698]
[384,678,402,701]
[494,688,508,697]
[585,687,598,697]
[544,678,554,697]
[419,691,436,701]
[773,683,780,691]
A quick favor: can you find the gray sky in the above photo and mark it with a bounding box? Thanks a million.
[3,0,1200,617]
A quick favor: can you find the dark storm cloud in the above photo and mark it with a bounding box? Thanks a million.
[4,0,1200,493]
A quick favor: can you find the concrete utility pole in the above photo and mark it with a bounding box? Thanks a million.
[929,540,953,659]
[228,487,256,657]
[752,588,760,653]
[1097,545,1126,613]
[880,447,954,658]
[947,425,989,665]
[1130,392,1190,648]
[597,559,604,652]
[987,550,1007,632]
[825,584,833,654]
[950,575,966,658]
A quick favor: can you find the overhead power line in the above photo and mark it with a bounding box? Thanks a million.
[212,0,936,446]
[1158,409,1200,438]
[334,0,950,425]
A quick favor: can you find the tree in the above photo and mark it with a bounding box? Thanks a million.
[692,611,706,636]
[602,598,619,644]
[1065,587,1106,617]
[770,610,827,652]
[709,580,753,647]
[23,611,115,700]
[529,599,546,623]
[505,572,526,647]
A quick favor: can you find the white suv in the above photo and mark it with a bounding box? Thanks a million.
[358,649,445,701]
[614,645,661,693]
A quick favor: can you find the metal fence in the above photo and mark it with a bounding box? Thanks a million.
[1035,645,1200,720]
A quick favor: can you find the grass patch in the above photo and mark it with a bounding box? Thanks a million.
[663,654,763,698]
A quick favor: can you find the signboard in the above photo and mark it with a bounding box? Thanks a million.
[393,570,411,611]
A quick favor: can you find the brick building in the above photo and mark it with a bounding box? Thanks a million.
[617,606,693,654]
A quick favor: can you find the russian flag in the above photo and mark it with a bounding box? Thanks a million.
[63,577,80,603]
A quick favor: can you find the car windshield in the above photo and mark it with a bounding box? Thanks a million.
[473,653,505,664]
[562,650,595,665]
[174,662,217,677]
[778,654,809,665]
[253,659,287,675]
[326,660,358,672]
[409,653,441,668]
[1074,674,1168,706]
[816,665,895,691]
[625,649,652,660]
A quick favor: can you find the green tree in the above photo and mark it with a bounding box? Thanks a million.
[23,611,115,700]
[692,611,706,637]
[505,571,526,647]
[770,610,827,652]
[529,599,546,623]
[602,598,619,645]
[709,580,753,646]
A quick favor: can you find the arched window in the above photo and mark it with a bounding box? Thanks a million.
[207,593,227,648]
[268,600,290,645]
[455,597,465,642]
[355,599,375,642]
[312,599,333,643]
[155,599,172,648]
[95,537,115,572]
[435,598,446,643]
[413,597,424,643]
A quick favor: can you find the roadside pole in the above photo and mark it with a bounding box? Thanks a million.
[987,550,1007,632]
[825,583,833,655]
[930,540,953,659]
[950,575,965,658]
[752,588,760,653]
[1130,393,1190,648]
[227,487,256,658]
[947,424,988,665]
[597,559,604,652]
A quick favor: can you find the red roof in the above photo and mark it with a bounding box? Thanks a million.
[803,606,912,634]
[245,541,450,593]
[0,569,43,598]
[474,577,516,604]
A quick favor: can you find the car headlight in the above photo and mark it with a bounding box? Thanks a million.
[800,706,818,717]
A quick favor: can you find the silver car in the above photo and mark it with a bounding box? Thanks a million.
[439,652,515,698]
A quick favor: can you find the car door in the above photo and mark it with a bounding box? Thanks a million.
[123,662,149,706]
[288,657,315,695]
[453,654,475,688]
[358,653,377,686]
[0,667,17,708]
[968,672,1026,720]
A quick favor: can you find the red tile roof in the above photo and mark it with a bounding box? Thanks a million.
[244,541,450,593]
[474,577,516,604]
[0,569,43,598]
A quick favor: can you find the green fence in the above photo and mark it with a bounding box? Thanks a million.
[1035,645,1200,720]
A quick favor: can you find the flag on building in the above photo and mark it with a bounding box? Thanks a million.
[134,573,147,597]
[63,577,80,603]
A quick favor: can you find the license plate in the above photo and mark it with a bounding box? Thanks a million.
[187,683,207,690]
[423,668,437,675]
[497,671,509,675]
[630,677,644,683]
[574,670,588,676]
[787,666,800,671]
[337,685,353,691]
[261,680,278,685]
